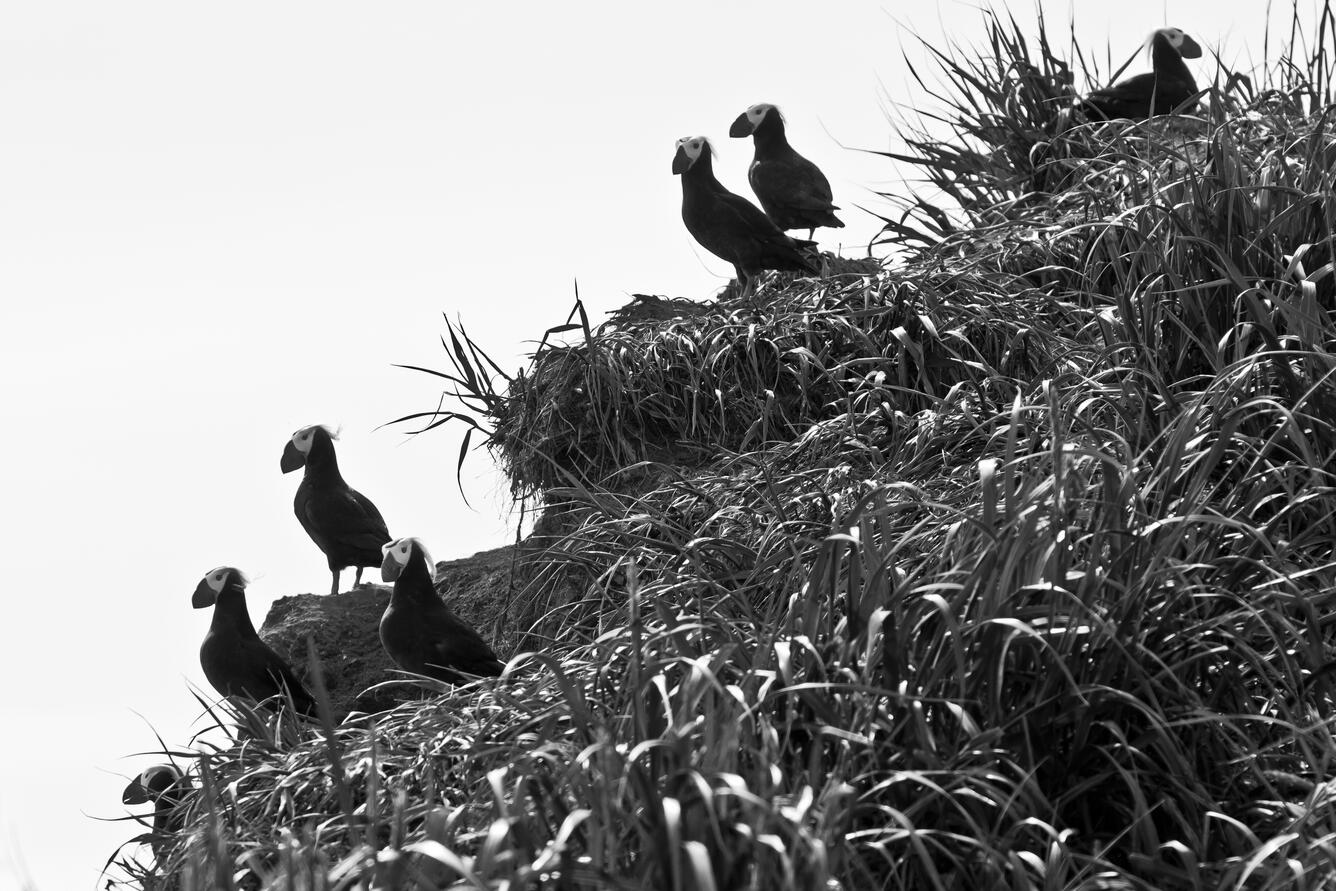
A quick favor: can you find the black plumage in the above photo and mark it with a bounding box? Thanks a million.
[192,566,316,714]
[728,103,844,240]
[672,135,818,296]
[1080,28,1202,121]
[281,425,392,596]
[379,537,505,683]
[122,765,191,858]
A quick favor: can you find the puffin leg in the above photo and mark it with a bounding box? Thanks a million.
[806,227,815,241]
[329,570,340,597]
[734,265,753,300]
[354,566,364,587]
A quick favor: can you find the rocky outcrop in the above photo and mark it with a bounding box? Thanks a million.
[259,545,523,718]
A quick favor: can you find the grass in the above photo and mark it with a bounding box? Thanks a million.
[111,4,1336,889]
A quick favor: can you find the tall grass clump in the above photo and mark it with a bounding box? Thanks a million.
[112,4,1336,890]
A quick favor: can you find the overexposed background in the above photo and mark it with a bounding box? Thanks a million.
[0,1,1290,886]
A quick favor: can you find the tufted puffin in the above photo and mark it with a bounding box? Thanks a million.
[281,425,392,596]
[379,537,505,684]
[1080,28,1203,120]
[728,103,844,240]
[192,566,316,714]
[122,764,191,858]
[672,136,818,296]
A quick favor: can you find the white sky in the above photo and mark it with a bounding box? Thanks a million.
[0,1,1297,887]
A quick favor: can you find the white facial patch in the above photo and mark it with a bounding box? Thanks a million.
[675,136,706,165]
[142,765,181,789]
[383,537,431,570]
[382,538,412,569]
[202,566,246,592]
[747,103,773,126]
[291,426,316,455]
[1159,28,1185,47]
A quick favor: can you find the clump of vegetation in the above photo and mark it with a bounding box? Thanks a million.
[112,5,1336,890]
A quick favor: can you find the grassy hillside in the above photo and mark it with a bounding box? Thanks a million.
[112,8,1336,890]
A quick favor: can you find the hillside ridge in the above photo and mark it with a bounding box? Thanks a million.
[110,10,1336,890]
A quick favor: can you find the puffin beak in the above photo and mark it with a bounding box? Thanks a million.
[728,113,754,138]
[122,779,148,805]
[280,441,305,473]
[381,551,404,583]
[191,578,217,609]
[671,145,693,175]
[1179,35,1202,59]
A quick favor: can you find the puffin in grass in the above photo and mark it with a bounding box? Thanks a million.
[281,425,392,596]
[192,566,316,714]
[379,537,505,684]
[1080,28,1203,120]
[729,103,844,240]
[672,135,818,297]
[122,764,192,859]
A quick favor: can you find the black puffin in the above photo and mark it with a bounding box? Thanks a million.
[379,537,505,683]
[728,103,844,240]
[280,424,392,596]
[1080,28,1203,120]
[192,566,316,714]
[122,765,191,858]
[672,136,818,295]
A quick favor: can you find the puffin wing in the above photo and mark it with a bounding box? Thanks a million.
[302,486,391,552]
[241,638,315,711]
[424,608,504,677]
[752,153,836,213]
[713,189,788,237]
[344,487,392,546]
[1082,73,1157,119]
[714,191,819,273]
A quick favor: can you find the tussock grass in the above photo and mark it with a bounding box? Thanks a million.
[112,4,1336,890]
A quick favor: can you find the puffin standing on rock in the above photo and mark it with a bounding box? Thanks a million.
[729,103,844,240]
[192,566,316,714]
[672,135,818,296]
[379,537,505,683]
[122,765,191,858]
[1080,28,1203,120]
[281,425,392,596]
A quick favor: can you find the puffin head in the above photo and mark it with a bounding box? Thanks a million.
[122,765,184,806]
[671,136,713,175]
[381,536,433,583]
[1154,27,1202,59]
[192,566,246,609]
[280,424,335,473]
[729,103,779,137]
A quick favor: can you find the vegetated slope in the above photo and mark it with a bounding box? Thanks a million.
[113,9,1336,891]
